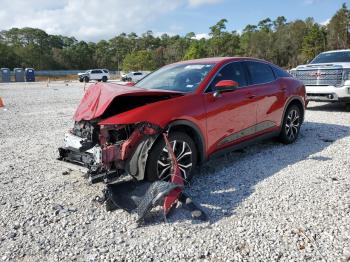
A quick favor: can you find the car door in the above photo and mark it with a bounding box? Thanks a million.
[204,62,259,155]
[243,61,285,135]
[91,70,102,80]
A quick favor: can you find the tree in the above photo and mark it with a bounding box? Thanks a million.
[183,41,207,60]
[122,50,156,71]
[302,24,326,61]
[327,3,350,49]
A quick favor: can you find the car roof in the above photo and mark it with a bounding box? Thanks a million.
[175,57,272,65]
[321,49,350,54]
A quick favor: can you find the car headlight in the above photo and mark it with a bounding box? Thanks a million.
[289,69,297,78]
[343,69,350,81]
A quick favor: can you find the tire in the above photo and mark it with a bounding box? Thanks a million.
[146,132,197,183]
[79,79,83,83]
[346,103,350,111]
[279,105,301,144]
[84,76,89,83]
[102,76,107,82]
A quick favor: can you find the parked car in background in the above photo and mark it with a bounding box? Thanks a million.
[121,71,147,82]
[60,57,306,184]
[290,49,350,106]
[78,69,109,82]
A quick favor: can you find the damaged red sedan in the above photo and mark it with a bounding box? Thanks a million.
[58,57,306,183]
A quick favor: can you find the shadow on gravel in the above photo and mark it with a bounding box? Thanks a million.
[307,102,350,112]
[182,121,350,224]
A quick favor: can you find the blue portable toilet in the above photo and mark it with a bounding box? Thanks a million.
[25,68,35,82]
[1,68,11,82]
[14,68,25,82]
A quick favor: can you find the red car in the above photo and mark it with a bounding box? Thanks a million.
[59,57,306,183]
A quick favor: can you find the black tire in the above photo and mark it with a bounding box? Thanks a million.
[146,132,197,183]
[79,78,83,83]
[84,76,89,83]
[346,103,350,111]
[102,76,108,82]
[279,105,301,144]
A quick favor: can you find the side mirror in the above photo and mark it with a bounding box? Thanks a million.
[214,80,238,97]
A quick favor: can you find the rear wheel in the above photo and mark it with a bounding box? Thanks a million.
[146,132,197,183]
[102,76,108,82]
[279,105,301,144]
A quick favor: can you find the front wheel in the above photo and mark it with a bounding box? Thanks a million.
[84,76,89,83]
[279,105,301,144]
[146,132,197,183]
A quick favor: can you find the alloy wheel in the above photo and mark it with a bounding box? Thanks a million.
[285,109,300,140]
[157,140,193,181]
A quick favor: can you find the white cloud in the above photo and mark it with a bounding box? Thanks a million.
[192,33,211,40]
[321,18,331,26]
[1,0,210,41]
[188,0,223,7]
[0,0,224,41]
[303,0,321,5]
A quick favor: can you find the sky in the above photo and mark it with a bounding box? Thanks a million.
[0,0,346,42]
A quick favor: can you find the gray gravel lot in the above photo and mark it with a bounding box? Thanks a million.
[0,82,349,261]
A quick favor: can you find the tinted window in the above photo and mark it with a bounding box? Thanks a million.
[92,70,102,74]
[103,69,108,73]
[245,61,275,85]
[208,62,247,92]
[272,66,291,78]
[134,72,142,75]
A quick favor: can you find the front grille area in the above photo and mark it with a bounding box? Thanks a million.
[295,69,343,86]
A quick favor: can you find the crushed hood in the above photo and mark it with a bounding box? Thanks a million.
[73,83,183,121]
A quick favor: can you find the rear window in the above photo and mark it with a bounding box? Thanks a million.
[103,69,109,73]
[272,66,291,78]
[245,61,275,85]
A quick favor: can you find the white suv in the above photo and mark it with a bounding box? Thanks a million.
[291,50,350,106]
[78,69,109,83]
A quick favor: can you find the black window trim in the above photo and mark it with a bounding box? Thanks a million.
[204,61,249,93]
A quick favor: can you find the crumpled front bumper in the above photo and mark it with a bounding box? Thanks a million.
[58,122,162,183]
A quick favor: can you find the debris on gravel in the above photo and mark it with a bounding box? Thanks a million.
[0,82,349,261]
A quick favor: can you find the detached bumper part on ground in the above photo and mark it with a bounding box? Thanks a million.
[59,124,207,223]
[94,133,207,224]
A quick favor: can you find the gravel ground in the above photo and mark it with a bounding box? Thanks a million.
[0,82,349,261]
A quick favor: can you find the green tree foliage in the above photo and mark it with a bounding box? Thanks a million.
[122,50,156,71]
[302,24,327,61]
[0,4,349,71]
[327,3,350,50]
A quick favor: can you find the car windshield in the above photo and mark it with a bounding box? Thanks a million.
[135,63,215,92]
[310,51,350,64]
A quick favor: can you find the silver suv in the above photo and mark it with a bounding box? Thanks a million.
[78,69,110,83]
[291,49,350,106]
